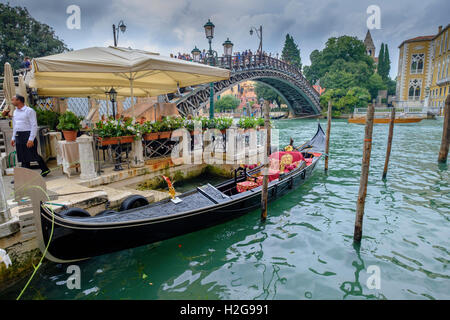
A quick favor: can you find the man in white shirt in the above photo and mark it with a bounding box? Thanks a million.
[10,94,50,176]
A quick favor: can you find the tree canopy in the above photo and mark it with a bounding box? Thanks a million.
[303,36,375,86]
[0,3,69,74]
[215,95,241,112]
[254,82,286,107]
[281,34,302,70]
[303,35,398,114]
[377,42,391,80]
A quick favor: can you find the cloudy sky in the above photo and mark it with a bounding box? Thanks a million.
[4,0,450,78]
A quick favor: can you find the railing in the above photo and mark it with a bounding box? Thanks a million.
[354,106,428,116]
[194,54,317,98]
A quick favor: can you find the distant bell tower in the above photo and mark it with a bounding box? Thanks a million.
[364,30,376,58]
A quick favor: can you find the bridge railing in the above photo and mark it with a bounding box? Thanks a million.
[195,54,318,99]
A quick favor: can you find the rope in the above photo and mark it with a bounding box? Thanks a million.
[16,185,55,300]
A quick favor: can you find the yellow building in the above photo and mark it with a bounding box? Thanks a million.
[396,24,449,113]
[428,24,450,112]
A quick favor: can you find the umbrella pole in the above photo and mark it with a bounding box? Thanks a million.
[130,75,135,119]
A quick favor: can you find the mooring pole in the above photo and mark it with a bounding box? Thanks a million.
[354,102,375,243]
[382,107,396,179]
[325,100,332,171]
[261,100,271,221]
[438,95,450,163]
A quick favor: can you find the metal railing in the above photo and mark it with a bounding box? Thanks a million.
[195,54,317,97]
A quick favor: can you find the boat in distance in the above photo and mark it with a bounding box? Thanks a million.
[348,117,423,124]
[36,124,326,262]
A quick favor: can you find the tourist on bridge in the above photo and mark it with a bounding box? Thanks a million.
[10,94,50,177]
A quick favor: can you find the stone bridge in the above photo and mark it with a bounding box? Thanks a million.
[171,55,321,117]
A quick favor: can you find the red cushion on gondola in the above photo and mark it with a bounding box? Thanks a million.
[270,151,305,162]
[237,181,259,193]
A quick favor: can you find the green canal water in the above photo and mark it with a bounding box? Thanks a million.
[2,119,449,300]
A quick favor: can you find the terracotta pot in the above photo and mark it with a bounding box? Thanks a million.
[159,131,171,139]
[98,135,135,146]
[62,130,77,142]
[143,132,159,141]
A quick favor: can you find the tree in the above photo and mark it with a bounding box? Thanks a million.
[281,34,302,69]
[303,36,375,89]
[367,73,387,99]
[254,82,286,107]
[0,3,69,74]
[320,86,371,116]
[378,43,385,76]
[215,95,241,112]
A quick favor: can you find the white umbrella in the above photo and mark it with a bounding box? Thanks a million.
[28,46,230,118]
[2,62,16,114]
[18,75,28,105]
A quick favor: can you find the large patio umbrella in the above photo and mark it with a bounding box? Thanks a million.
[2,62,16,113]
[27,46,230,117]
[18,75,28,105]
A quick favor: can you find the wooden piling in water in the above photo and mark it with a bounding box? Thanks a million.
[438,95,450,163]
[325,100,332,171]
[261,100,271,221]
[382,107,396,179]
[354,102,375,243]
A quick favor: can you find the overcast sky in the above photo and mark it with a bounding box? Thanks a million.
[4,0,450,78]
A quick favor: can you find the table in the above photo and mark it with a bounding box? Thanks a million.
[57,140,80,177]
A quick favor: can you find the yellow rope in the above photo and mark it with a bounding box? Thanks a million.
[16,185,55,300]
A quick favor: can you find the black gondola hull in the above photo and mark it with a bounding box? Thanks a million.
[38,125,325,262]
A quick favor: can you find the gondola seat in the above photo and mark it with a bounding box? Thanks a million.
[237,181,259,193]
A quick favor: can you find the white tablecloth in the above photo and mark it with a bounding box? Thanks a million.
[56,141,80,176]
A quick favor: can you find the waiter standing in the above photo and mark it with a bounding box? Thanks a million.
[10,94,50,176]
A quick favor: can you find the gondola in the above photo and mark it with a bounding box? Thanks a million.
[37,124,326,262]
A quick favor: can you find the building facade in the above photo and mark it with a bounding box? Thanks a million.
[396,25,449,112]
[428,25,449,111]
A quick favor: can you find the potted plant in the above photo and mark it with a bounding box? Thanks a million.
[142,121,159,141]
[94,117,137,146]
[237,116,256,131]
[215,117,233,134]
[57,111,83,141]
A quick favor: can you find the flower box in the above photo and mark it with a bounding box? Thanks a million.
[143,132,159,141]
[97,135,135,146]
[159,131,171,139]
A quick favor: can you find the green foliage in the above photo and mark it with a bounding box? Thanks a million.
[367,73,387,99]
[0,3,69,74]
[237,117,256,129]
[215,95,240,112]
[56,111,82,131]
[303,36,375,88]
[93,117,140,138]
[214,117,233,130]
[377,43,391,80]
[33,107,60,131]
[320,86,371,116]
[254,82,285,107]
[281,34,302,69]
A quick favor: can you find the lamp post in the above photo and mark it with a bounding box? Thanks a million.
[250,25,263,54]
[106,87,118,119]
[191,46,201,63]
[204,19,217,119]
[112,20,127,47]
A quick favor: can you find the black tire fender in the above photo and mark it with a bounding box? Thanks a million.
[59,207,91,217]
[119,195,149,212]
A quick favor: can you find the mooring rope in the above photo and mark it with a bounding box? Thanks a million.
[16,185,55,300]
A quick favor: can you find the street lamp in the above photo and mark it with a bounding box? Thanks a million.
[222,38,234,56]
[250,25,263,54]
[106,87,118,119]
[112,20,127,47]
[204,19,215,39]
[191,46,201,62]
[204,19,219,119]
